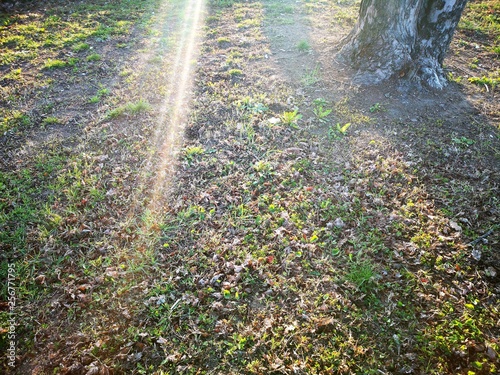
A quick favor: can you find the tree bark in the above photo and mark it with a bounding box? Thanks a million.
[338,0,468,89]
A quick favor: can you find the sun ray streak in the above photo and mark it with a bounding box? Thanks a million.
[124,0,206,228]
[149,0,206,208]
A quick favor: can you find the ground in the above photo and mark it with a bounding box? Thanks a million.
[0,0,499,374]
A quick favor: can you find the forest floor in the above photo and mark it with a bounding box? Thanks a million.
[1,0,499,374]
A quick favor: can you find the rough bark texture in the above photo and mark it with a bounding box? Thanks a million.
[338,0,468,89]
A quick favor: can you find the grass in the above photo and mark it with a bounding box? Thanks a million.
[106,99,152,119]
[301,64,321,85]
[237,18,261,29]
[334,96,371,124]
[227,68,243,76]
[86,53,102,61]
[459,0,500,42]
[345,259,376,291]
[89,85,110,103]
[1,111,31,133]
[217,36,231,45]
[468,75,499,90]
[43,59,68,69]
[3,68,22,80]
[297,39,310,52]
[183,145,205,163]
[211,0,235,8]
[0,0,164,365]
[0,0,158,68]
[452,136,476,147]
[453,0,500,95]
[448,71,463,84]
[237,96,268,113]
[72,42,90,52]
[0,0,499,374]
[41,116,63,126]
[369,102,384,113]
[226,50,243,67]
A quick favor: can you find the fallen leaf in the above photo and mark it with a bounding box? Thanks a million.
[449,220,462,232]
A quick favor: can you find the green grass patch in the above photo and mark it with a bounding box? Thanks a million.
[228,68,243,76]
[2,68,22,80]
[217,36,231,45]
[89,85,110,103]
[237,18,261,29]
[280,109,302,128]
[265,3,294,16]
[72,42,90,52]
[1,110,31,133]
[210,0,235,8]
[468,75,499,90]
[297,39,310,52]
[86,53,102,62]
[301,64,321,86]
[106,99,152,119]
[43,59,67,69]
[41,117,63,126]
[460,0,500,39]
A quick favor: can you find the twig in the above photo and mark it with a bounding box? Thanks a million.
[467,227,496,247]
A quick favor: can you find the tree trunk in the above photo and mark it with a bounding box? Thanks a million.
[338,0,468,89]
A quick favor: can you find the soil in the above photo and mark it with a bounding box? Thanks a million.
[1,0,499,374]
[262,0,499,251]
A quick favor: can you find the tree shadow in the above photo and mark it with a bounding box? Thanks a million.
[259,0,500,372]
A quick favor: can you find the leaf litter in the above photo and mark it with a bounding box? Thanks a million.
[0,0,499,374]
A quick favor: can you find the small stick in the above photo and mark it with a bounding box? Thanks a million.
[467,228,495,247]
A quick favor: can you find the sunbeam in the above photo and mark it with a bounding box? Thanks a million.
[148,0,206,209]
[121,0,207,236]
